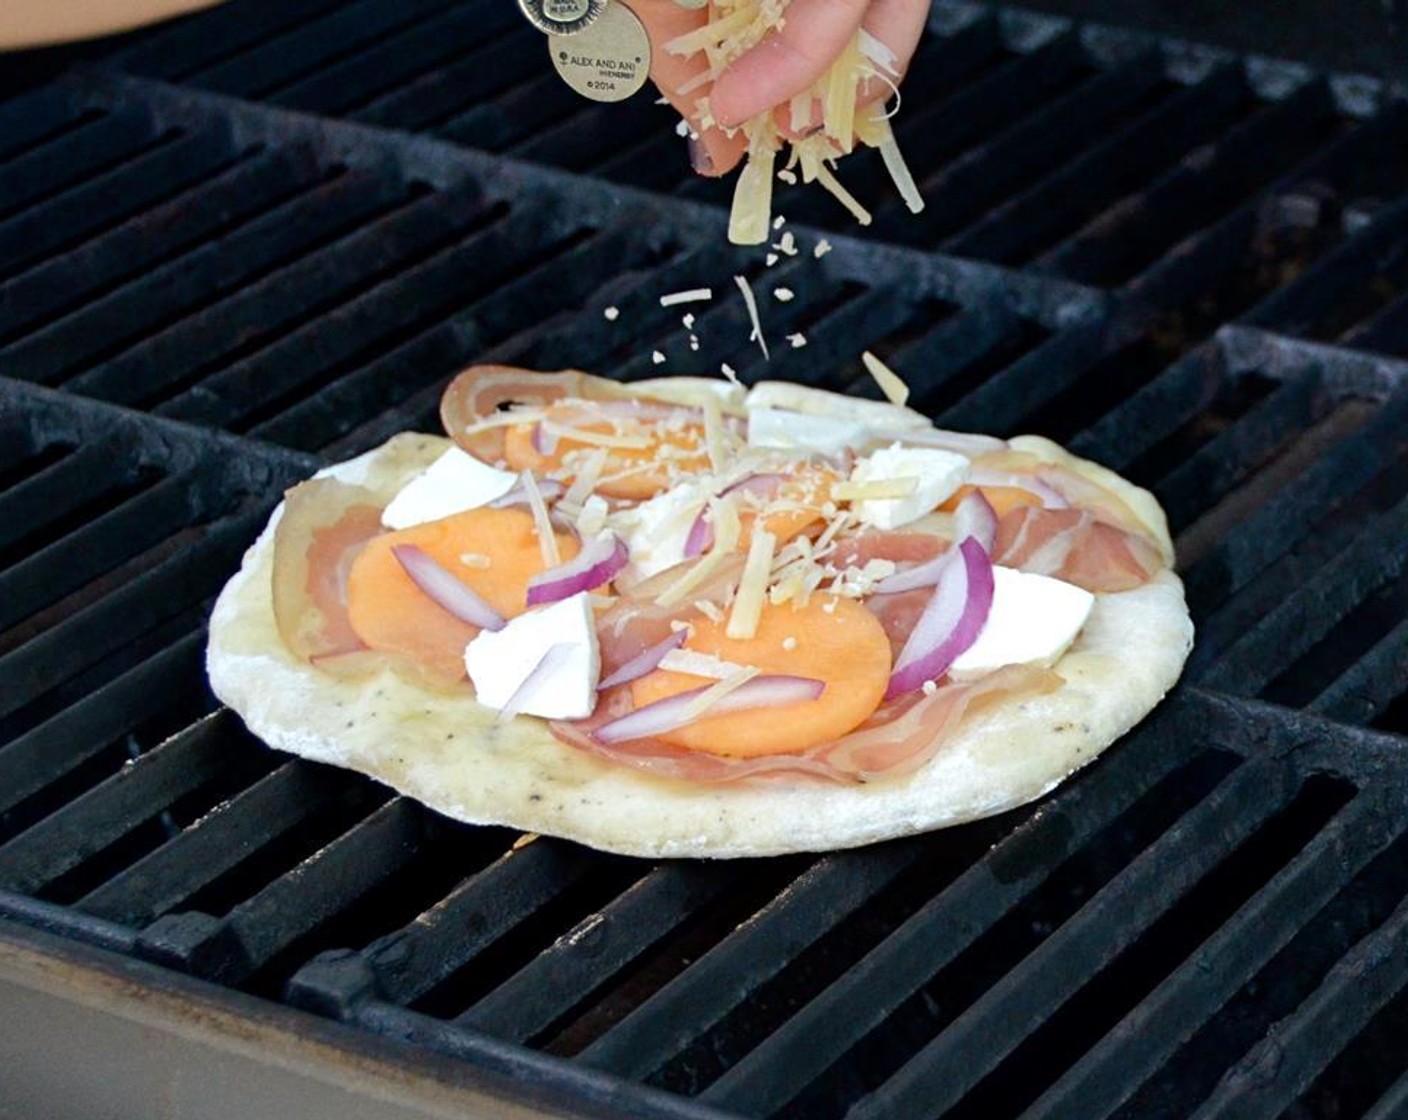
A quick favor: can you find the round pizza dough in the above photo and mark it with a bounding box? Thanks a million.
[207,432,1193,859]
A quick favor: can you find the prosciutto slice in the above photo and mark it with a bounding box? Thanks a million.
[271,478,384,662]
[993,507,1159,593]
[551,664,1061,786]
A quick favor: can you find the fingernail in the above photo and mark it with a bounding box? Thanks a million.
[688,135,714,175]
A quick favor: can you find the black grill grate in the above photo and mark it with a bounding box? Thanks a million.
[4,2,1408,1117]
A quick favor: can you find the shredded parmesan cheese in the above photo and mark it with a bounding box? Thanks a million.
[734,274,770,360]
[861,350,911,406]
[701,393,728,472]
[660,649,758,679]
[831,477,918,501]
[521,471,561,568]
[541,419,653,450]
[458,552,491,569]
[459,408,547,437]
[727,528,776,640]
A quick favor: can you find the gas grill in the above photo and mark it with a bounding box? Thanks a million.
[4,2,1408,1117]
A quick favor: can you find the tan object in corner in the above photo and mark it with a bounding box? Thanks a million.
[0,0,225,50]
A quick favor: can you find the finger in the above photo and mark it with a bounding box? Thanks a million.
[709,0,870,129]
[626,0,748,175]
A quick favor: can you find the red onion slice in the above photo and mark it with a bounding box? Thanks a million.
[489,477,565,508]
[884,537,994,699]
[531,423,559,456]
[526,533,629,607]
[496,642,574,723]
[393,544,506,631]
[953,489,998,553]
[594,674,827,745]
[872,492,996,595]
[684,510,713,558]
[599,628,689,689]
[683,473,785,559]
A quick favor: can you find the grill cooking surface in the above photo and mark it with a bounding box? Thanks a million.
[4,3,1408,1117]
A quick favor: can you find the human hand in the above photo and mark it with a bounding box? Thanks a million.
[629,0,930,177]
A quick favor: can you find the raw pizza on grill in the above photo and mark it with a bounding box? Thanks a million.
[207,365,1193,858]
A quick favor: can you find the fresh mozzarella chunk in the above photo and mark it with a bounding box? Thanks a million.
[381,447,517,529]
[464,592,600,719]
[747,407,869,456]
[849,444,968,530]
[612,479,709,585]
[746,381,930,430]
[949,566,1094,681]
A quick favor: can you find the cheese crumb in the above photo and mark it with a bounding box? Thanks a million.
[682,312,696,330]
[689,335,700,351]
[922,679,938,696]
[782,636,798,651]
[788,333,807,348]
[774,287,794,302]
[603,306,620,321]
[458,552,491,569]
[720,362,736,380]
[773,215,786,230]
[652,350,666,364]
[814,239,832,258]
[778,169,797,185]
[766,252,779,266]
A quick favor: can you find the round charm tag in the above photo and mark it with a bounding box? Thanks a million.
[548,1,651,103]
[518,0,606,37]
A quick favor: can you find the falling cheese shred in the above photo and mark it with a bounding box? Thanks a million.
[660,288,714,307]
[734,274,770,360]
[861,350,911,406]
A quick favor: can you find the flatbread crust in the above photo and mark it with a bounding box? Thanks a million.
[207,432,1193,859]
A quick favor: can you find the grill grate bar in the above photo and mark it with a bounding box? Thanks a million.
[846,756,1295,1120]
[74,759,361,928]
[0,107,157,224]
[190,0,458,101]
[1024,785,1401,1120]
[1365,1068,1408,1120]
[135,795,453,984]
[457,863,733,1044]
[1241,188,1408,340]
[0,711,234,896]
[64,181,492,410]
[1191,893,1408,1120]
[0,128,238,278]
[0,501,266,724]
[0,144,311,346]
[289,838,601,1012]
[0,83,87,163]
[945,63,1248,265]
[273,3,523,120]
[935,315,1105,434]
[1037,78,1325,287]
[697,709,1200,1113]
[0,438,135,557]
[1153,371,1323,535]
[1199,490,1408,697]
[104,0,347,81]
[354,27,543,136]
[1181,387,1408,617]
[879,53,1165,245]
[2,166,399,386]
[0,472,196,633]
[1310,618,1408,724]
[1125,97,1396,314]
[578,842,928,1081]
[0,632,204,818]
[231,210,609,450]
